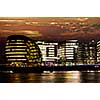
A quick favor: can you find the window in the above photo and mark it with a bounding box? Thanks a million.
[5,52,27,54]
[5,46,27,48]
[8,59,26,61]
[7,55,25,57]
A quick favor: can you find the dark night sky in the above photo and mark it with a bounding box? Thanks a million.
[0,17,100,42]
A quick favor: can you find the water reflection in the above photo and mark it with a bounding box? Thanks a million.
[64,71,81,83]
[0,71,100,83]
[81,71,100,83]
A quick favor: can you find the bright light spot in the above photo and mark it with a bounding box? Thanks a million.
[25,22,31,25]
[43,71,50,74]
[17,30,39,34]
[10,71,13,73]
[65,22,70,25]
[97,70,100,72]
[50,22,57,25]
[32,22,38,24]
[89,71,95,72]
[76,18,88,21]
[64,71,81,82]
[92,40,95,42]
[0,19,24,23]
[74,45,78,48]
[0,20,15,22]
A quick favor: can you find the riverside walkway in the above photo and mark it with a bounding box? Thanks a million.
[0,64,100,73]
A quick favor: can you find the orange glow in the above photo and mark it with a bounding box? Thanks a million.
[0,17,100,41]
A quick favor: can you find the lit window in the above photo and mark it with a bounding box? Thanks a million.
[11,49,25,51]
[5,46,27,48]
[8,59,26,61]
[11,40,15,41]
[5,52,27,54]
[7,55,25,57]
[31,49,37,52]
[17,40,24,42]
[5,49,10,51]
[29,60,32,62]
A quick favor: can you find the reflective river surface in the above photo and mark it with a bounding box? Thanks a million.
[0,71,100,83]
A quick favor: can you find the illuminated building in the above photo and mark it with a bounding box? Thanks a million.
[88,40,97,64]
[77,40,96,64]
[97,41,100,63]
[4,36,96,67]
[36,41,58,65]
[57,40,78,65]
[5,35,42,67]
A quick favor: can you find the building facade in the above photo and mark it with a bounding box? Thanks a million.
[77,40,97,64]
[97,41,100,63]
[5,35,42,67]
[36,41,58,66]
[58,40,78,65]
[36,40,97,66]
[5,36,97,67]
[36,40,79,66]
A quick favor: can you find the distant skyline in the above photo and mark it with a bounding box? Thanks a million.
[0,17,100,42]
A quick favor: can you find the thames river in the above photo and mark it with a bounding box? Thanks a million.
[0,71,100,83]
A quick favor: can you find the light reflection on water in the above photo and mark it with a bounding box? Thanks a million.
[0,71,100,83]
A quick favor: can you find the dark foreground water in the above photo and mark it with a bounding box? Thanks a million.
[0,71,100,83]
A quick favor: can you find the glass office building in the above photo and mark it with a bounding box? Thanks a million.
[36,41,58,66]
[77,40,96,64]
[97,41,100,63]
[57,40,78,65]
[5,35,42,67]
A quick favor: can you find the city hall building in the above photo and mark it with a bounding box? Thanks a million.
[5,35,42,67]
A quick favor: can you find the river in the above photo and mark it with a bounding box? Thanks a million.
[0,71,100,83]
